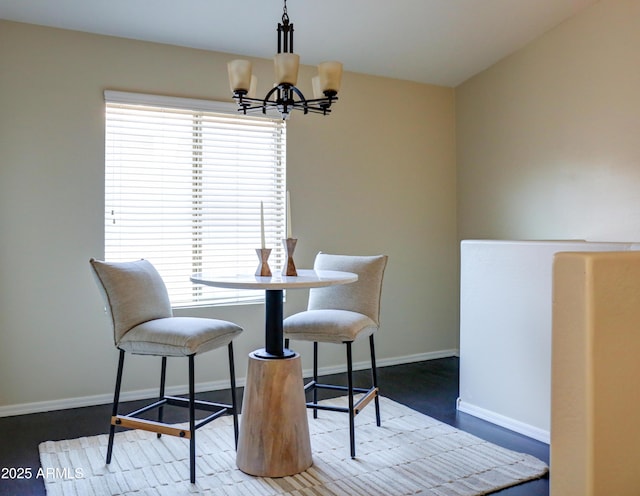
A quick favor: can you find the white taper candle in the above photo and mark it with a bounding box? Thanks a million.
[260,201,266,249]
[286,191,292,238]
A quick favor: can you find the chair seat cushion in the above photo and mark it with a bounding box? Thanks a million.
[118,317,243,357]
[283,309,378,344]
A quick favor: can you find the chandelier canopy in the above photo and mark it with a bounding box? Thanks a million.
[227,0,343,120]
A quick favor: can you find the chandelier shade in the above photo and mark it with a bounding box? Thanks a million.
[227,0,342,120]
[318,62,343,93]
[227,60,253,92]
[274,53,300,85]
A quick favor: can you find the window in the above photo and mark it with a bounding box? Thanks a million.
[104,91,286,307]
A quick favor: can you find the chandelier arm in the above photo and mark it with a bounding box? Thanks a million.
[288,85,307,105]
[282,101,332,114]
[305,96,339,105]
[264,85,280,101]
[232,95,269,107]
[296,105,332,115]
[238,102,278,111]
[234,100,331,116]
[231,78,331,113]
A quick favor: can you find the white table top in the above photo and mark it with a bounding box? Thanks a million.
[191,269,357,290]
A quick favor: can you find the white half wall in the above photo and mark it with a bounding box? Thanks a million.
[458,239,639,443]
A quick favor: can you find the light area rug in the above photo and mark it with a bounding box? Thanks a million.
[39,396,548,496]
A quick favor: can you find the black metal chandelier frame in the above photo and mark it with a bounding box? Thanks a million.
[231,1,338,118]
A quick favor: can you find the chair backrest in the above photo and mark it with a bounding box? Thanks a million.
[308,253,388,325]
[89,258,173,345]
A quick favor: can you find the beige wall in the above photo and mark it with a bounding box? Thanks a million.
[456,0,640,242]
[0,21,457,411]
[553,251,640,495]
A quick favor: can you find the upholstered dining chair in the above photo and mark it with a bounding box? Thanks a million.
[283,253,388,458]
[89,258,243,484]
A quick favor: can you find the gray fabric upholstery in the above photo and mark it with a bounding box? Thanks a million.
[118,317,242,357]
[284,253,387,344]
[308,253,387,324]
[283,309,378,344]
[90,259,173,344]
[90,258,242,355]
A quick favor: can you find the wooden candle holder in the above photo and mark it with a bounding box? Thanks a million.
[282,238,298,276]
[255,248,272,277]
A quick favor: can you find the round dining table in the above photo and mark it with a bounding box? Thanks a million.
[191,269,357,477]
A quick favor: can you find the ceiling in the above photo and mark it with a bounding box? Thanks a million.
[0,0,598,87]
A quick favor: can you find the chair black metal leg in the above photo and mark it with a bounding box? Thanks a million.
[369,335,381,427]
[346,342,356,458]
[188,355,196,484]
[313,342,319,419]
[284,338,290,349]
[107,349,125,464]
[227,342,239,448]
[157,356,167,438]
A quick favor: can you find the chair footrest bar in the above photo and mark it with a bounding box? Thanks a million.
[304,387,378,416]
[165,395,232,412]
[194,409,228,430]
[124,397,232,420]
[126,399,168,418]
[305,382,370,394]
[306,403,349,413]
[112,415,191,439]
[353,387,378,415]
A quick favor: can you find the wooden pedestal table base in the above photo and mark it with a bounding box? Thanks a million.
[236,351,312,477]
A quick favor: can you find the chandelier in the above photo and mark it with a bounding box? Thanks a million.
[227,0,343,120]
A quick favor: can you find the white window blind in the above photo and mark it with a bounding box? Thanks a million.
[104,91,286,307]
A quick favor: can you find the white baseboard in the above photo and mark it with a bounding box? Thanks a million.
[306,348,460,378]
[456,399,550,444]
[0,349,459,418]
[0,378,243,419]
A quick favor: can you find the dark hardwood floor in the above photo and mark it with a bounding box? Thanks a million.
[0,357,549,495]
